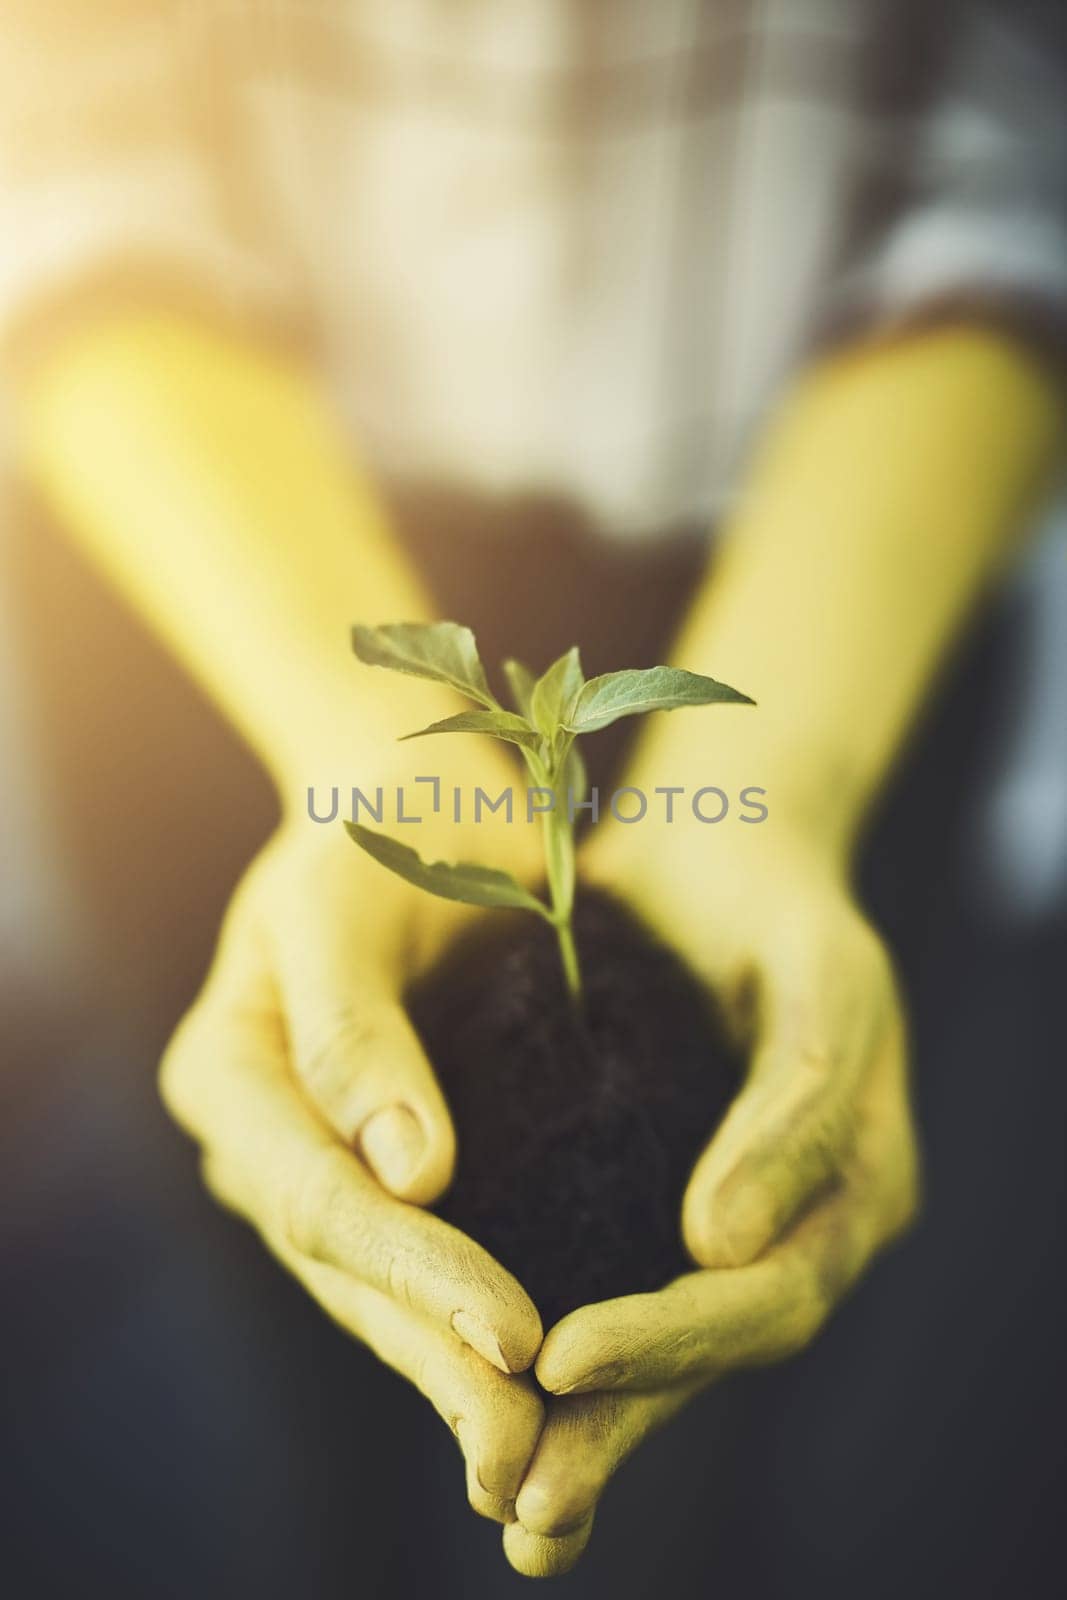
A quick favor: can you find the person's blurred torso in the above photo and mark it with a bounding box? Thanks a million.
[224,0,870,534]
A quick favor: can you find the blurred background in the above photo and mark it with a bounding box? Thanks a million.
[2,4,1066,1597]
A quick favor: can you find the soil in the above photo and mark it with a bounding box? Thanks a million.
[406,889,743,1331]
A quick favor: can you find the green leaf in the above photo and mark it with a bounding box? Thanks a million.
[345,824,550,916]
[564,666,754,733]
[399,708,541,751]
[530,646,584,740]
[352,621,493,706]
[502,657,537,718]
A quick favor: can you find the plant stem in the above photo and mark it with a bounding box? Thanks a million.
[555,915,581,999]
[525,741,582,1000]
[542,789,581,1000]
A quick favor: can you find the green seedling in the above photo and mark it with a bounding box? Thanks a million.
[346,621,753,998]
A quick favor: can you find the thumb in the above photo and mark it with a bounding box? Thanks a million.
[293,989,455,1207]
[270,906,455,1207]
[681,1045,849,1268]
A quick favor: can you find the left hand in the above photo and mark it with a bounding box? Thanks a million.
[503,814,920,1577]
[160,736,548,1531]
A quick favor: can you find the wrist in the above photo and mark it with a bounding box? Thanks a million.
[632,323,1067,883]
[269,669,463,819]
[606,711,860,875]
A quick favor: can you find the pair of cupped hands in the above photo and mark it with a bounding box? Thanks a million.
[161,737,919,1578]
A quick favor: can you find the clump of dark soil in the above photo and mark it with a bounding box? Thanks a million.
[407,889,743,1330]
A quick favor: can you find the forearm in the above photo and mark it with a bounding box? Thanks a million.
[17,309,449,801]
[648,324,1066,859]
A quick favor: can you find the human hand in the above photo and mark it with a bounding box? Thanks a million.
[497,317,1061,1572]
[160,743,547,1526]
[502,817,919,1575]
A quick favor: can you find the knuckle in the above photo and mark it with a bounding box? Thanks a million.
[308,1005,382,1071]
[299,1006,386,1109]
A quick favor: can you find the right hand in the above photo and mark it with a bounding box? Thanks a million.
[159,748,546,1525]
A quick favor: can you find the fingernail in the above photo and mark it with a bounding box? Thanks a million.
[516,1482,588,1538]
[451,1309,511,1373]
[475,1483,518,1524]
[358,1104,426,1194]
[721,1186,775,1265]
[515,1481,550,1526]
[547,1365,611,1396]
[455,1422,517,1523]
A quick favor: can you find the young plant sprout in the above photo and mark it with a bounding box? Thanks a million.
[346,621,753,999]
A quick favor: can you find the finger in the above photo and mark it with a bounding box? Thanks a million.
[502,1513,595,1578]
[537,1190,878,1395]
[682,935,894,1268]
[162,983,542,1374]
[513,1388,691,1545]
[681,1045,854,1268]
[259,1221,545,1524]
[270,882,455,1206]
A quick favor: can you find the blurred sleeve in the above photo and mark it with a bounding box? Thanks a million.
[0,0,299,358]
[828,2,1067,359]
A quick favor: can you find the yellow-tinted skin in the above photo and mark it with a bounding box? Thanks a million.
[20,310,1066,1574]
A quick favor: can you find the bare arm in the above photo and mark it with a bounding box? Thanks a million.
[16,306,546,1528]
[18,308,456,797]
[507,324,1067,1576]
[635,322,1066,861]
